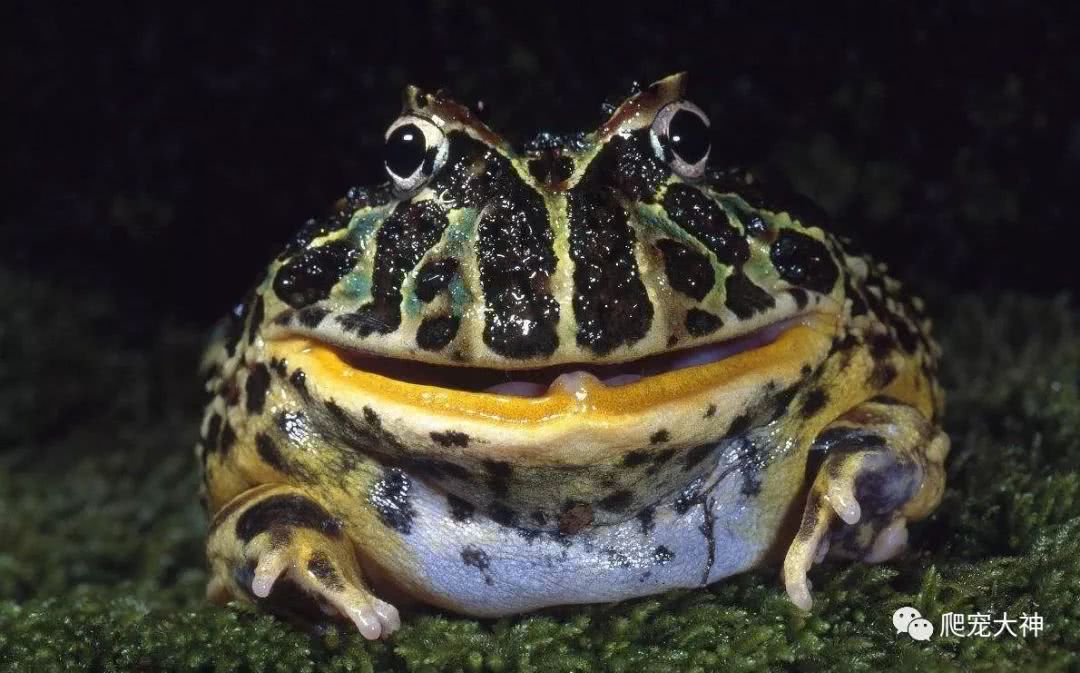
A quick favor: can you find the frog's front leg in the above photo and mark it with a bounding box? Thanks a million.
[205,484,400,639]
[782,397,949,610]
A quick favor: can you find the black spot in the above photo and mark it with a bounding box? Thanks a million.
[869,362,899,388]
[673,478,704,515]
[236,494,342,543]
[581,130,671,202]
[653,545,675,565]
[566,189,653,355]
[705,404,717,418]
[289,369,309,398]
[663,183,750,267]
[724,272,776,319]
[527,154,575,185]
[728,412,753,436]
[269,357,288,377]
[650,429,670,444]
[482,460,513,499]
[813,427,888,454]
[598,489,634,512]
[296,305,330,329]
[473,165,560,358]
[256,433,290,474]
[461,545,491,570]
[369,468,415,534]
[488,502,518,528]
[769,229,839,294]
[415,258,459,302]
[430,430,470,448]
[247,296,264,344]
[219,423,237,454]
[274,240,359,309]
[769,385,800,421]
[245,364,271,415]
[788,287,809,310]
[203,413,222,453]
[867,332,895,360]
[307,552,345,592]
[637,506,656,535]
[801,388,829,418]
[447,494,475,522]
[337,200,450,338]
[622,449,650,467]
[416,315,460,351]
[890,315,921,354]
[531,510,548,526]
[686,309,723,336]
[656,239,714,301]
[650,448,677,469]
[683,443,713,471]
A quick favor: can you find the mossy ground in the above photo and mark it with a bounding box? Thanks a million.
[1,267,1077,672]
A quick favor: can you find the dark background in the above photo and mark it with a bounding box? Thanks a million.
[5,2,1078,329]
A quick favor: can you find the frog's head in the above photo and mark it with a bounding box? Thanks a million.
[260,73,844,443]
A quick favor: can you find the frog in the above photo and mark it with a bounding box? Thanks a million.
[197,73,948,640]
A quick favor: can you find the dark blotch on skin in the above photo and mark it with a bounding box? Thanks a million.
[488,502,518,528]
[582,130,671,202]
[558,501,593,535]
[663,183,750,267]
[801,388,830,418]
[307,552,346,592]
[289,369,309,399]
[622,449,650,467]
[566,189,653,355]
[296,306,330,329]
[416,315,461,351]
[236,494,342,543]
[274,240,359,309]
[813,427,888,454]
[656,239,714,301]
[247,296,264,344]
[482,460,513,499]
[705,404,717,418]
[204,413,222,453]
[637,506,656,535]
[724,272,776,319]
[369,468,416,534]
[728,412,753,437]
[338,200,450,338]
[447,494,475,522]
[650,429,670,444]
[598,489,634,512]
[683,443,713,470]
[219,423,237,454]
[430,430,470,448]
[461,545,491,570]
[769,229,839,294]
[256,433,290,474]
[415,258,458,303]
[653,545,675,565]
[789,287,809,310]
[686,308,723,337]
[245,364,271,415]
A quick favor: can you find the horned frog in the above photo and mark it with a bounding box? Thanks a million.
[197,73,948,639]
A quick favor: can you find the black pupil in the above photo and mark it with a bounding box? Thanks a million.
[668,109,709,165]
[385,123,428,178]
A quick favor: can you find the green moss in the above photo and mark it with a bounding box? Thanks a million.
[1,270,1077,672]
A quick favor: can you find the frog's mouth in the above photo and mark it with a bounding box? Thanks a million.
[268,310,840,425]
[334,315,806,398]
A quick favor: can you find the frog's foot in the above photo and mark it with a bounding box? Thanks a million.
[206,484,400,640]
[782,398,949,611]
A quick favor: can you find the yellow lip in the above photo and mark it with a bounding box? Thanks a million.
[269,312,839,428]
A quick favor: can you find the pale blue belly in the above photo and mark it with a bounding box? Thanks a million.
[394,448,788,616]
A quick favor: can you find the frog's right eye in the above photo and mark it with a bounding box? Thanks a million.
[384,116,448,196]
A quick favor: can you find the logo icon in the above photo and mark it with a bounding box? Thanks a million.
[894,606,935,641]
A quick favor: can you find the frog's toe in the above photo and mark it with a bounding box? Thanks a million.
[206,485,401,639]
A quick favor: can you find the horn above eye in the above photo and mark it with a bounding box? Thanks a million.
[650,100,710,180]
[384,115,448,196]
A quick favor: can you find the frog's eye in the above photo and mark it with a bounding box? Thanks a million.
[649,101,710,180]
[384,115,448,196]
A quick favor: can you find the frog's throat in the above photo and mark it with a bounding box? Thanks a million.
[267,310,839,429]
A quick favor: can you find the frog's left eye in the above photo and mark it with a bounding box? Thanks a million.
[384,115,449,196]
[649,101,710,180]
